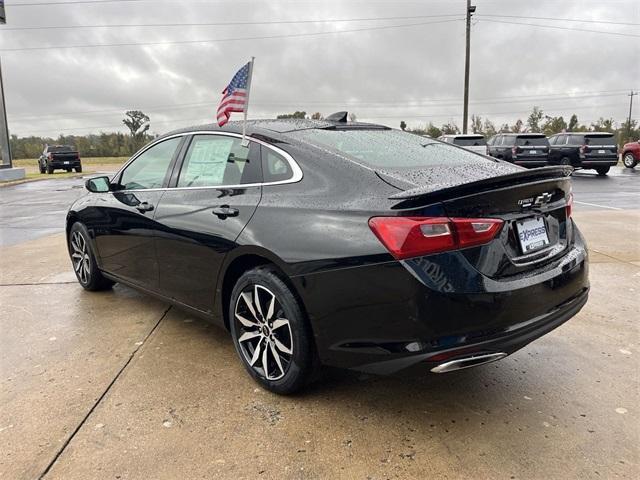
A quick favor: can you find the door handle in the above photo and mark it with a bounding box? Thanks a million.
[136,202,154,213]
[212,205,239,218]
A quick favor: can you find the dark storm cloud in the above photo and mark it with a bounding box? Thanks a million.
[1,0,638,137]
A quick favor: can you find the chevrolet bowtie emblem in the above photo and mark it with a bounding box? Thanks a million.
[518,192,553,208]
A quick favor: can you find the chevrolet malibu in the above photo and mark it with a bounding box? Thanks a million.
[66,116,589,394]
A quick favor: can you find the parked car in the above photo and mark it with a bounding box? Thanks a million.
[438,134,488,155]
[39,145,82,174]
[621,140,639,169]
[67,117,588,394]
[548,132,618,175]
[487,133,549,168]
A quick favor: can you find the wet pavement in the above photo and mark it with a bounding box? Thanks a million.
[0,169,638,479]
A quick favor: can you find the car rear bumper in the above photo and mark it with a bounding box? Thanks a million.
[50,161,81,168]
[293,228,589,374]
[514,159,549,168]
[579,157,618,167]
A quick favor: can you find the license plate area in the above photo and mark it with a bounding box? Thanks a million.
[598,149,605,154]
[64,161,70,165]
[516,216,550,253]
[529,150,537,155]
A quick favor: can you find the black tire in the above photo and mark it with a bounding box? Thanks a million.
[66,168,72,172]
[46,165,54,174]
[596,166,610,176]
[560,157,572,166]
[229,266,318,394]
[623,153,638,169]
[75,166,82,173]
[68,222,114,291]
[38,162,45,174]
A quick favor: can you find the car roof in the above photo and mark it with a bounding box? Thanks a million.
[159,118,389,141]
[442,134,484,138]
[498,133,546,137]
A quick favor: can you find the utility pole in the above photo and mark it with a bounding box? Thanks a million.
[462,0,476,134]
[0,57,12,169]
[627,90,637,141]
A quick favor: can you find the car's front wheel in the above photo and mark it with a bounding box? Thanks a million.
[623,153,637,169]
[68,223,114,291]
[229,267,317,394]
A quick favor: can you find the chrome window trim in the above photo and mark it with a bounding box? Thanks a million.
[110,130,303,193]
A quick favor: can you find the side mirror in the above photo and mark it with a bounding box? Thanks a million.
[85,176,111,193]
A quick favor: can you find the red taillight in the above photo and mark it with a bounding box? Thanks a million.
[566,192,573,218]
[368,216,504,260]
[511,146,518,156]
[579,144,587,155]
[47,153,52,160]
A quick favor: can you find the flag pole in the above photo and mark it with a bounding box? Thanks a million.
[241,56,255,147]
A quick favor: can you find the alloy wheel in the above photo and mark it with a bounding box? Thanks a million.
[234,284,293,381]
[70,231,91,284]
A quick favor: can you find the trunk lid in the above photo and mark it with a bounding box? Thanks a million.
[380,165,574,279]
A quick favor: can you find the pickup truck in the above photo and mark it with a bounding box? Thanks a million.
[39,145,82,174]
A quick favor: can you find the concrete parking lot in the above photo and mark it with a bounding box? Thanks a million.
[1,168,639,479]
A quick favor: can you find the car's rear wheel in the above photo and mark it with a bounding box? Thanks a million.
[46,166,54,174]
[75,166,82,173]
[623,153,637,169]
[229,267,317,394]
[68,223,114,291]
[560,157,572,166]
[596,166,610,176]
[39,162,45,174]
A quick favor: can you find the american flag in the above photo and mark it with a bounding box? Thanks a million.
[217,62,250,127]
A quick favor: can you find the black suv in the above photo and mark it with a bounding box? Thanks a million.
[39,145,82,174]
[487,133,549,168]
[548,132,618,176]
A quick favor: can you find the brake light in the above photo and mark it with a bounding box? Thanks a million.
[579,144,587,155]
[368,216,504,260]
[566,192,573,218]
[47,153,52,160]
[511,146,518,156]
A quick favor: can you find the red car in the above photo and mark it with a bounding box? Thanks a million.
[622,140,640,168]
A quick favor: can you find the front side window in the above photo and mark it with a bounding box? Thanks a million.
[119,137,181,190]
[177,135,260,188]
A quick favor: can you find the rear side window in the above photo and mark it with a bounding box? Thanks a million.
[516,136,549,146]
[262,146,293,183]
[177,135,261,187]
[290,129,494,168]
[452,137,486,146]
[567,135,584,145]
[119,137,181,190]
[585,135,615,145]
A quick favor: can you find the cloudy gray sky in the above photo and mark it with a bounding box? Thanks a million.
[1,0,638,138]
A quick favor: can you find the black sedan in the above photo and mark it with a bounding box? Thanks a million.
[66,116,589,394]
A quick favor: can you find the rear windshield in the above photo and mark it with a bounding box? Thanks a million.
[289,129,493,168]
[48,146,74,152]
[585,135,615,145]
[515,136,549,147]
[452,137,486,146]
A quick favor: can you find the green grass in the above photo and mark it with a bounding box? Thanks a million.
[12,156,129,167]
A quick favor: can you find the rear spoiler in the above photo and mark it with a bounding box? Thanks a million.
[389,166,573,201]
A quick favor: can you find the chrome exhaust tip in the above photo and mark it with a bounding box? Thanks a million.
[430,352,507,373]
